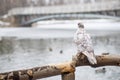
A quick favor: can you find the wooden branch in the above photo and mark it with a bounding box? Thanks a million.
[75,54,120,67]
[0,54,120,80]
[62,72,75,80]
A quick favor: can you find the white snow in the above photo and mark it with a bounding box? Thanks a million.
[34,19,120,30]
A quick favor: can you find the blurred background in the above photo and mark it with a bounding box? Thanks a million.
[0,0,120,80]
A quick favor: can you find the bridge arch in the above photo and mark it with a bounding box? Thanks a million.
[6,0,120,27]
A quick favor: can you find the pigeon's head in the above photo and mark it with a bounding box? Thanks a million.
[78,23,84,29]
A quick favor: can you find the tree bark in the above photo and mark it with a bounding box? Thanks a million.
[62,72,75,80]
[75,54,120,67]
[0,54,120,80]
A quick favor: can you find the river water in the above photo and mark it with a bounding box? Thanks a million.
[0,21,120,80]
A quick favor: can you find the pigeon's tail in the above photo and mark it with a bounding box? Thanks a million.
[83,51,97,64]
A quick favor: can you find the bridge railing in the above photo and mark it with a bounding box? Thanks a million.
[8,0,120,16]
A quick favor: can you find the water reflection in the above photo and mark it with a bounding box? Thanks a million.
[93,34,120,54]
[0,29,120,80]
[0,37,16,54]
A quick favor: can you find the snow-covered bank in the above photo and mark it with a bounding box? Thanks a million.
[0,19,120,39]
[33,19,120,30]
[0,21,10,27]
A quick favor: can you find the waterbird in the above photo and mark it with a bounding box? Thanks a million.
[95,68,106,73]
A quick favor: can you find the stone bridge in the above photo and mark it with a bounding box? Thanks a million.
[7,0,120,26]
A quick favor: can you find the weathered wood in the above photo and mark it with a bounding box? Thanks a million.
[0,65,60,80]
[62,72,75,80]
[75,54,120,67]
[0,54,120,80]
[0,62,75,80]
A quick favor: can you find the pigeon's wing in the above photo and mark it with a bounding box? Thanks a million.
[83,33,97,64]
[74,30,83,45]
[84,34,94,52]
[74,30,85,52]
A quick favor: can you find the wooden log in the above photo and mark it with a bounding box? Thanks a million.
[0,54,120,80]
[61,72,75,80]
[0,62,75,80]
[75,54,120,67]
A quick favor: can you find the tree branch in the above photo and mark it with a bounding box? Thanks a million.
[0,54,120,80]
[75,54,120,67]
